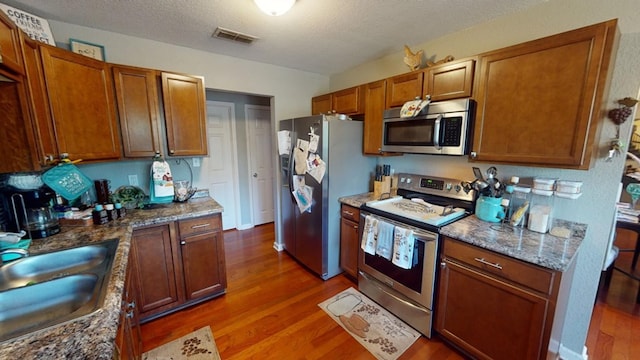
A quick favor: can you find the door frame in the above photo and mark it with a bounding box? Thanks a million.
[244,104,274,226]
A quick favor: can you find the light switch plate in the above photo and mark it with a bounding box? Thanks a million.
[128,175,139,186]
[192,158,201,167]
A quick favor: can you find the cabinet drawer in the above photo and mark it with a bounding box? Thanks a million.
[178,214,221,237]
[341,205,360,223]
[443,237,555,295]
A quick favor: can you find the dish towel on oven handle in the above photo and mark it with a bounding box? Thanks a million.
[360,215,378,255]
[392,226,415,269]
[375,220,394,260]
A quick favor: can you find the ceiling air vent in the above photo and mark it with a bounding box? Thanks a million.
[212,27,259,44]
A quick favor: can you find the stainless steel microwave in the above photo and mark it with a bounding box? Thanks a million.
[381,98,475,155]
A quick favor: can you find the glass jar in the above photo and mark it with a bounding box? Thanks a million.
[528,191,554,233]
[509,185,531,227]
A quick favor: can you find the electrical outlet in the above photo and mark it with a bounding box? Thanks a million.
[128,175,139,186]
[192,157,201,167]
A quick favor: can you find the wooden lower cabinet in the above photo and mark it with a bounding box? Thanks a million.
[115,250,142,360]
[436,237,562,360]
[340,204,360,280]
[131,214,226,322]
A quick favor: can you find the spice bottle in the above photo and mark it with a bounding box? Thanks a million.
[105,203,115,221]
[115,202,126,219]
[92,204,109,225]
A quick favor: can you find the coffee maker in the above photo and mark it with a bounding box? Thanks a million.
[0,186,61,239]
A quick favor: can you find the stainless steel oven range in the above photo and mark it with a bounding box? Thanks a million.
[358,173,475,337]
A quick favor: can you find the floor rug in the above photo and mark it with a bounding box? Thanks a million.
[142,326,221,360]
[318,287,420,360]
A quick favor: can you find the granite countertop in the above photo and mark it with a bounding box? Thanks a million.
[0,197,223,360]
[440,215,586,272]
[339,193,585,272]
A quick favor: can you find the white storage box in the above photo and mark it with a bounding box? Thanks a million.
[533,177,556,191]
[556,180,582,194]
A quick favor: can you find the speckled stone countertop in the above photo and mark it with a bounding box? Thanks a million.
[440,215,586,272]
[0,197,223,360]
[339,193,585,272]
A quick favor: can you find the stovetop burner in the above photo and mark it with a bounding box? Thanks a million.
[361,173,476,230]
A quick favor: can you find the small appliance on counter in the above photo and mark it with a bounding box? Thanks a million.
[1,185,61,239]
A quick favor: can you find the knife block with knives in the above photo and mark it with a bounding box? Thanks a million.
[373,165,392,200]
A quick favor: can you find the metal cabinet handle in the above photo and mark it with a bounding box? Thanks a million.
[474,257,503,270]
[180,240,186,245]
[126,301,135,309]
[343,210,354,216]
[169,149,175,155]
[440,261,446,269]
[126,310,135,319]
[470,151,477,159]
[352,224,358,230]
[191,223,210,229]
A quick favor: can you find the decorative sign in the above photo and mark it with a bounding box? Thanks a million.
[0,2,55,45]
[70,38,105,61]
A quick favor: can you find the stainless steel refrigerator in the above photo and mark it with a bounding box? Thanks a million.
[278,115,374,280]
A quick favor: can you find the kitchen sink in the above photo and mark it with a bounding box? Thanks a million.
[0,239,118,291]
[0,239,119,342]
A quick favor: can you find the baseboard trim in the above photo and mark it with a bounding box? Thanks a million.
[273,241,284,251]
[558,344,588,360]
[236,223,254,230]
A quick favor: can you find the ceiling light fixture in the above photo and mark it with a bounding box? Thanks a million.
[254,0,296,16]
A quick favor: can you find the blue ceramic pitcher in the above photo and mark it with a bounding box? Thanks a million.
[475,196,505,223]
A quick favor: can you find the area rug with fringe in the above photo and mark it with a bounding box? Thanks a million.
[142,326,221,360]
[318,287,420,360]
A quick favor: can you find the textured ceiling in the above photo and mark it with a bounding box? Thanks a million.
[1,0,546,75]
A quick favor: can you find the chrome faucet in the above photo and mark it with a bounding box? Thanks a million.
[0,248,29,266]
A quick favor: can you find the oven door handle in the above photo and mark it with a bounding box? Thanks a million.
[360,211,438,242]
[359,271,431,312]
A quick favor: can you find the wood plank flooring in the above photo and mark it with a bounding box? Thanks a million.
[141,223,640,359]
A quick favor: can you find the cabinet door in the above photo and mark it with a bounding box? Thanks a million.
[112,65,162,158]
[340,216,359,280]
[471,20,618,169]
[131,223,183,319]
[423,58,475,101]
[115,251,143,360]
[311,93,331,115]
[161,72,208,156]
[20,33,56,166]
[385,71,424,108]
[40,45,122,161]
[436,258,548,360]
[0,11,24,74]
[332,86,362,115]
[0,70,40,172]
[180,230,227,300]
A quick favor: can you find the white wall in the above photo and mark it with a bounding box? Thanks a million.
[330,0,640,357]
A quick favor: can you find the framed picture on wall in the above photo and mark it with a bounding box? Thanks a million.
[69,38,106,61]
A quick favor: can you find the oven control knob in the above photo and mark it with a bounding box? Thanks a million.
[454,184,461,193]
[445,183,452,191]
[405,178,412,184]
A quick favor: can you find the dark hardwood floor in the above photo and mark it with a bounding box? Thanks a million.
[141,223,640,359]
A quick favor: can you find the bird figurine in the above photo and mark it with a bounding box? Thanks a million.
[403,45,423,71]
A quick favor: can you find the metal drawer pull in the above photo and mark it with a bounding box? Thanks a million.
[474,257,503,270]
[343,211,354,216]
[191,223,210,229]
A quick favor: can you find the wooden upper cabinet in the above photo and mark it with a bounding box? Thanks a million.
[112,65,162,158]
[311,86,362,115]
[40,45,122,161]
[471,19,619,169]
[363,79,388,155]
[0,10,24,74]
[385,71,424,108]
[0,70,40,173]
[311,93,331,115]
[161,72,208,156]
[20,33,57,166]
[423,58,475,101]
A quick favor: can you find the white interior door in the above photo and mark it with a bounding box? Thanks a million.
[246,105,274,225]
[202,101,239,230]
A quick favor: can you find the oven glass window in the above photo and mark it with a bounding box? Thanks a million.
[385,119,434,146]
[364,240,425,293]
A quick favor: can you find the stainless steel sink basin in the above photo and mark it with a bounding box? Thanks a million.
[0,238,118,291]
[0,239,119,342]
